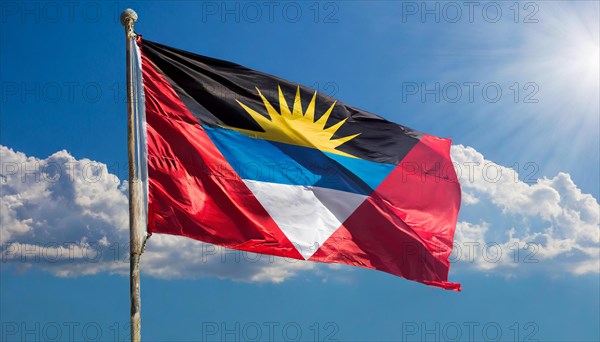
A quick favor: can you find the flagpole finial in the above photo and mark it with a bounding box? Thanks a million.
[120,8,138,38]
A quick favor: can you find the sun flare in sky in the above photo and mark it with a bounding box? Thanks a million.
[517,3,599,112]
[454,2,600,171]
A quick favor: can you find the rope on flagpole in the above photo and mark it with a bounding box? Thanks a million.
[120,8,143,342]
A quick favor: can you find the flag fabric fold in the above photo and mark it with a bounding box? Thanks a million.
[139,38,462,290]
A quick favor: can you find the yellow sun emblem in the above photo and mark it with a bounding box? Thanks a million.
[230,85,360,158]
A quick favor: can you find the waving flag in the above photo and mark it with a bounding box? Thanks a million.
[139,39,461,290]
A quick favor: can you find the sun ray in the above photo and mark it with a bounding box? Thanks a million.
[324,117,349,135]
[256,87,281,121]
[315,101,336,129]
[292,86,303,118]
[235,100,272,133]
[304,91,317,123]
[331,133,361,149]
[277,85,292,119]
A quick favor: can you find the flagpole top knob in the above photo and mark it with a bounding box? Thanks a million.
[120,8,138,27]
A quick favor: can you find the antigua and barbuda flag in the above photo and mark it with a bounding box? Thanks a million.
[138,38,462,290]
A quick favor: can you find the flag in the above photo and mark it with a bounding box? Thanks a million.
[139,38,462,290]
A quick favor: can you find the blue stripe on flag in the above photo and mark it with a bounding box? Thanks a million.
[204,126,395,195]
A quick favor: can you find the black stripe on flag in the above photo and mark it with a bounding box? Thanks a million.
[142,40,423,165]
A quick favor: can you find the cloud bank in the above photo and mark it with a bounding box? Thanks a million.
[1,145,598,282]
[0,146,313,282]
[451,145,599,275]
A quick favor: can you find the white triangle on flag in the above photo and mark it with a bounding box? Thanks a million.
[243,180,368,260]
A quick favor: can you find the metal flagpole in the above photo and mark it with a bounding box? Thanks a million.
[120,8,143,342]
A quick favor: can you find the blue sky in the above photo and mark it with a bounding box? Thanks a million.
[1,1,599,341]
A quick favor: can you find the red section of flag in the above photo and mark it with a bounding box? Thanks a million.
[142,53,302,259]
[310,135,461,290]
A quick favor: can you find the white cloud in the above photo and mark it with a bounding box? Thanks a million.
[461,191,479,205]
[0,146,313,282]
[1,144,598,281]
[451,145,599,275]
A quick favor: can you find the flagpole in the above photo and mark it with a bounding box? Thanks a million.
[120,8,143,342]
